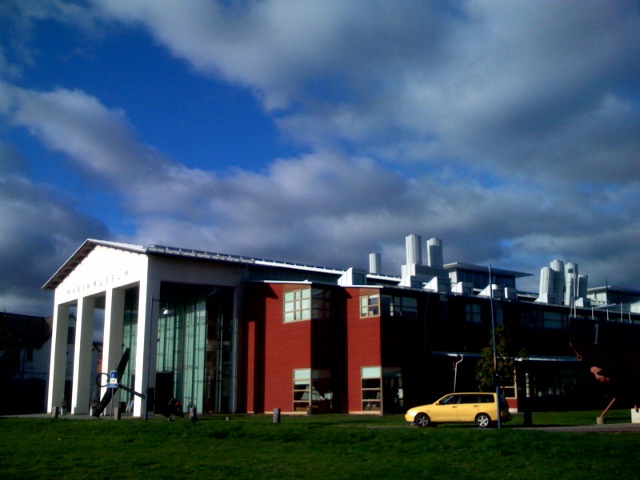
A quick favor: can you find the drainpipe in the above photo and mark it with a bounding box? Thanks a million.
[453,355,464,392]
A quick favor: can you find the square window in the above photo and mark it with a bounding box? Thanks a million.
[360,294,380,318]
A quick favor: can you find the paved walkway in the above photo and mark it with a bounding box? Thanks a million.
[4,413,640,431]
[521,421,640,432]
[1,412,148,420]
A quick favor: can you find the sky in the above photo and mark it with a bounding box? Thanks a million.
[1,0,639,316]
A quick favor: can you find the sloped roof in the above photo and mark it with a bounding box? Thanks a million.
[42,239,146,290]
[42,239,346,291]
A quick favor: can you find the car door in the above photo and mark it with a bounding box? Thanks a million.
[457,394,481,422]
[430,394,461,422]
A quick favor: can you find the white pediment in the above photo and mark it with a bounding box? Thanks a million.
[56,245,148,303]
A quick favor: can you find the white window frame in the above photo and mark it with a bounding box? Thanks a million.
[284,288,311,322]
[361,366,382,412]
[360,294,380,318]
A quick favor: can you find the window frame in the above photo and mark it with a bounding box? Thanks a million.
[360,294,380,318]
[361,366,382,411]
[284,287,331,322]
[465,303,482,324]
[284,288,311,322]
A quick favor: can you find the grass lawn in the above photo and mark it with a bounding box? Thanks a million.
[1,410,639,479]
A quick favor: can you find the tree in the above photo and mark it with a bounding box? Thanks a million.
[475,325,527,393]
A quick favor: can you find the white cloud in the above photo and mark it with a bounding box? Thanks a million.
[4,84,171,184]
[89,0,640,187]
[1,0,639,317]
[3,79,639,293]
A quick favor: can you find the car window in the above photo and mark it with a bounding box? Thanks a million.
[459,395,478,404]
[479,394,494,403]
[440,395,459,405]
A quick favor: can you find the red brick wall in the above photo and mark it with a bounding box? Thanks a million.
[346,287,382,412]
[262,284,312,413]
[245,283,384,414]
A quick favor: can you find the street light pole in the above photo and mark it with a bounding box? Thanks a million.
[488,264,501,429]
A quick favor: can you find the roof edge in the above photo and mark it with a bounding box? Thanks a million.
[42,239,146,291]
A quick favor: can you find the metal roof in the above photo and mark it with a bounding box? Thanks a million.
[42,239,146,290]
[42,239,346,291]
[444,262,532,278]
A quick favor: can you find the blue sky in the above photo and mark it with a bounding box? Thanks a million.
[1,0,639,315]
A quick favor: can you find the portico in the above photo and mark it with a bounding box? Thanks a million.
[43,240,247,417]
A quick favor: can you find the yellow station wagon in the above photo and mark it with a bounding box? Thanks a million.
[405,392,511,428]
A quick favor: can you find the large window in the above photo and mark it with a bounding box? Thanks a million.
[382,295,418,317]
[284,288,331,322]
[292,369,331,412]
[521,309,539,328]
[293,369,312,412]
[543,311,566,330]
[361,366,382,411]
[312,288,331,320]
[465,303,482,324]
[360,294,380,317]
[284,289,311,322]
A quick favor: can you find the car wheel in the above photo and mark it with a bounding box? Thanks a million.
[475,413,491,428]
[415,413,430,427]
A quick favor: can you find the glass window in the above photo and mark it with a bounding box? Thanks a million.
[67,326,75,344]
[543,311,566,330]
[311,288,330,320]
[465,303,482,323]
[521,309,539,328]
[383,295,418,317]
[284,288,311,322]
[360,294,380,317]
[293,368,311,412]
[361,366,382,411]
[440,394,459,405]
[284,287,330,322]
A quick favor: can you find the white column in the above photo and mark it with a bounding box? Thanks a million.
[71,296,95,414]
[47,302,70,413]
[133,279,160,417]
[101,287,125,408]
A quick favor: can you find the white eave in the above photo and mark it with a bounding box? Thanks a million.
[43,239,346,291]
[42,239,146,290]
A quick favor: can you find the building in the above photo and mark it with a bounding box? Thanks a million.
[0,312,52,414]
[43,236,640,417]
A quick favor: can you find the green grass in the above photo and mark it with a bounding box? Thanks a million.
[1,410,639,479]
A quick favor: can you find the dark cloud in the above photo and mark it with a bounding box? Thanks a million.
[0,0,639,316]
[0,152,109,314]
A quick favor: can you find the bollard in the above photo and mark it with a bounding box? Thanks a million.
[189,406,197,422]
[273,408,281,424]
[523,410,532,427]
[52,406,59,419]
[113,406,121,421]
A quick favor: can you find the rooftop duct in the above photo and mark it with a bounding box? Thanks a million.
[405,234,422,265]
[369,253,381,275]
[426,238,443,269]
